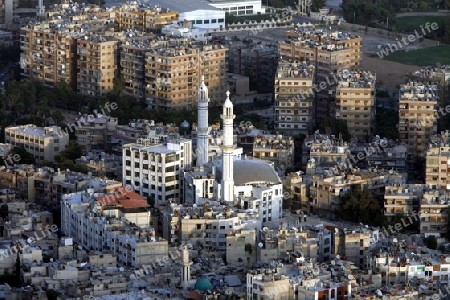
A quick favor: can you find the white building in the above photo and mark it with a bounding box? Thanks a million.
[125,0,226,30]
[5,124,69,163]
[122,137,192,204]
[161,22,212,41]
[60,188,168,268]
[221,91,235,204]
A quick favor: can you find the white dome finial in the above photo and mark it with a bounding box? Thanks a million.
[224,91,232,107]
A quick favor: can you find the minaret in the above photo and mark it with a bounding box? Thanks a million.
[181,245,192,289]
[221,91,235,203]
[196,76,209,167]
[36,0,45,16]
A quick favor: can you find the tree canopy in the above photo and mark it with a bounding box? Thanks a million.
[336,185,383,226]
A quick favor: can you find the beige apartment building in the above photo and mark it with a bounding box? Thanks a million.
[5,125,69,163]
[335,70,376,142]
[420,188,449,238]
[77,34,118,97]
[383,184,423,223]
[274,60,315,135]
[145,41,228,109]
[20,8,112,89]
[252,134,294,172]
[279,29,362,122]
[74,114,118,154]
[425,145,450,189]
[332,228,371,268]
[398,82,438,164]
[120,39,150,99]
[113,4,179,33]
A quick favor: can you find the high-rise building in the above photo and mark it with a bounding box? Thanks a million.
[122,136,192,204]
[221,91,235,203]
[274,60,315,135]
[77,34,118,97]
[279,28,362,122]
[145,41,228,109]
[398,82,438,164]
[334,70,376,142]
[113,4,179,33]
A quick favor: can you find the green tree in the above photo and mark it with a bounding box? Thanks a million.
[310,0,326,12]
[46,289,59,300]
[0,204,8,220]
[56,141,83,163]
[318,118,351,141]
[245,243,253,254]
[9,147,35,165]
[15,252,21,286]
[337,185,383,226]
[423,235,438,250]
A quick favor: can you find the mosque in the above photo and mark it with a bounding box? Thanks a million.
[183,77,284,224]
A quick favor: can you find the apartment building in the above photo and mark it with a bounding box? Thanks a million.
[74,114,118,154]
[19,7,112,89]
[274,60,315,135]
[120,39,150,99]
[302,130,349,170]
[113,4,179,33]
[398,82,438,164]
[284,171,312,212]
[252,134,294,172]
[0,164,35,201]
[228,44,278,93]
[145,40,228,109]
[5,125,69,163]
[420,188,449,238]
[383,184,423,222]
[33,168,121,205]
[332,227,371,268]
[279,28,362,122]
[335,70,376,142]
[122,136,192,204]
[407,65,450,108]
[77,34,118,97]
[425,143,450,189]
[60,189,167,267]
[225,229,256,267]
[310,170,407,218]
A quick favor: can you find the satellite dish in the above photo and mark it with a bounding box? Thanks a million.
[335,255,340,260]
[334,228,339,233]
[393,238,398,243]
[258,242,263,248]
[119,267,125,272]
[27,238,34,244]
[50,258,53,262]
[331,260,335,265]
[446,257,450,263]
[375,290,383,297]
[193,204,197,208]
[348,275,354,280]
[23,210,28,216]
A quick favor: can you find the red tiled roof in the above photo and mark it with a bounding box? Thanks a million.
[95,187,149,208]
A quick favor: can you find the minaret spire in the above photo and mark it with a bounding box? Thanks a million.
[221,91,235,203]
[196,75,209,167]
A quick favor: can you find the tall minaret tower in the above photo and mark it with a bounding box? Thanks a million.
[36,0,45,16]
[196,76,209,167]
[221,91,235,203]
[181,245,192,289]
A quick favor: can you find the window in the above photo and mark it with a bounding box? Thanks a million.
[195,20,202,24]
[204,20,210,24]
[218,18,225,22]
[211,19,217,23]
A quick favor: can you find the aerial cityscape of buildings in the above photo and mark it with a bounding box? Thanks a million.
[0,0,450,299]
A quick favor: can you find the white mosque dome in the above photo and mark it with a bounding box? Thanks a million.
[217,159,281,186]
